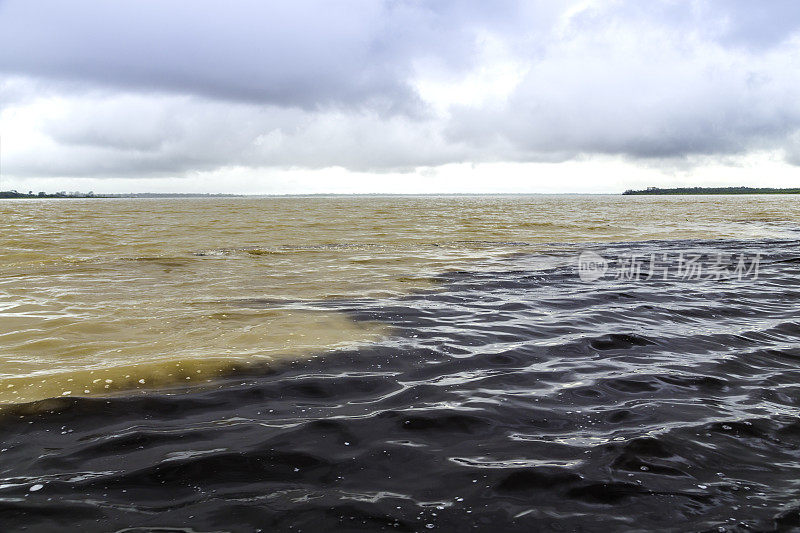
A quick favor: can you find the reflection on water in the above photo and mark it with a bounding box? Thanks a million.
[0,236,798,531]
[1,194,799,403]
[1,195,800,531]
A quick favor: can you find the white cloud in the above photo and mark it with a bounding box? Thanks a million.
[1,0,799,193]
[447,19,800,160]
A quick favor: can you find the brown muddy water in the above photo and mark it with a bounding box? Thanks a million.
[1,194,799,531]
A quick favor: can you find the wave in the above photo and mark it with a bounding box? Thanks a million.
[0,238,798,531]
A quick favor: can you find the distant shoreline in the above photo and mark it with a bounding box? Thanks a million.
[0,192,244,199]
[3,188,799,198]
[623,187,800,195]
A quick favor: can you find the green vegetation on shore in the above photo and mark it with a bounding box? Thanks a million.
[623,186,800,195]
[1,190,97,198]
[0,190,242,198]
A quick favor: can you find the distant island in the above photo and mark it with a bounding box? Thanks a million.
[0,191,243,199]
[623,186,800,195]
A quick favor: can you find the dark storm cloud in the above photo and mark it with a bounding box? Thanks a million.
[0,0,525,111]
[1,0,800,178]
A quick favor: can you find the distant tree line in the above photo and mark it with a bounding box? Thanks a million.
[623,186,800,195]
[0,190,96,198]
[0,191,242,198]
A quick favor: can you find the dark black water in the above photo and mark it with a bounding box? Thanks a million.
[2,239,799,532]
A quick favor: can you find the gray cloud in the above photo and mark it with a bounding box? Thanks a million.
[445,0,800,162]
[12,95,465,177]
[569,1,800,49]
[0,0,529,112]
[709,0,800,48]
[1,0,800,180]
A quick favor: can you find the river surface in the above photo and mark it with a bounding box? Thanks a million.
[0,195,799,531]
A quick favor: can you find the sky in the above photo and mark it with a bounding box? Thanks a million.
[1,0,799,194]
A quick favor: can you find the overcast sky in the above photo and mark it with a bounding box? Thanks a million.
[1,0,799,193]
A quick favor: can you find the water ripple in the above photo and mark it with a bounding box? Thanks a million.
[0,237,798,531]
